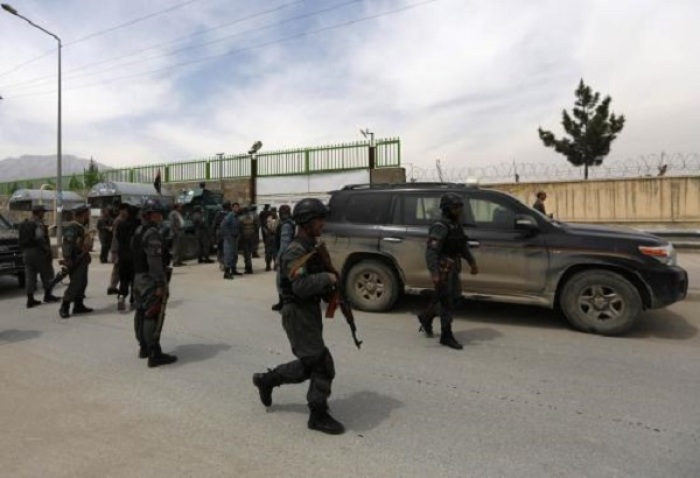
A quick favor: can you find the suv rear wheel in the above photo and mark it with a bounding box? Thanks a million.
[345,260,400,312]
[560,270,642,335]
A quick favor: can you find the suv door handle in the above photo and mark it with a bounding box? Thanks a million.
[468,240,480,248]
[382,237,403,243]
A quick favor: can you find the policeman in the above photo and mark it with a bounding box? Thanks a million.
[132,198,177,368]
[19,204,60,308]
[252,198,345,435]
[192,205,213,264]
[417,193,479,350]
[59,204,94,319]
[271,204,294,311]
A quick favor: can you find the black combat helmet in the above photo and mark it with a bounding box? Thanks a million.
[142,198,164,213]
[292,198,328,225]
[440,193,463,211]
[72,204,89,215]
[279,204,291,217]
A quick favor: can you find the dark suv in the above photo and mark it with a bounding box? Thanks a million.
[323,183,688,335]
[0,212,25,288]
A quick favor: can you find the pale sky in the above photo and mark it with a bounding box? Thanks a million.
[0,0,698,172]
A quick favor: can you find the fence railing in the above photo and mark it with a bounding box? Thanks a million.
[0,138,401,195]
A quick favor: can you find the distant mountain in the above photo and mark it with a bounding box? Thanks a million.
[0,155,111,182]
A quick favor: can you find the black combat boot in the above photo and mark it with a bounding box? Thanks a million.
[252,370,281,407]
[308,408,345,435]
[59,301,71,319]
[417,313,434,337]
[439,326,463,350]
[73,300,94,314]
[223,268,233,280]
[27,294,42,308]
[244,267,253,274]
[148,344,178,368]
[138,345,149,359]
[271,295,283,311]
[265,261,271,271]
[43,292,60,303]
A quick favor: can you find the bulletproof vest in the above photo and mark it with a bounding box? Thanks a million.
[241,214,256,239]
[274,218,294,251]
[439,219,467,257]
[132,224,157,275]
[18,219,37,248]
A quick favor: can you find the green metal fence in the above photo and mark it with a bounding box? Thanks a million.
[0,138,400,195]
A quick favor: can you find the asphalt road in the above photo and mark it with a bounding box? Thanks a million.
[1,256,698,478]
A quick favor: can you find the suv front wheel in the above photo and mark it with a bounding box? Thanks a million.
[344,260,400,312]
[560,270,642,335]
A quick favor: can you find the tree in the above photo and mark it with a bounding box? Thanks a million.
[538,79,625,179]
[68,174,84,192]
[83,157,104,189]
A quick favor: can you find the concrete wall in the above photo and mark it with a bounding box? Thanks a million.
[489,176,700,227]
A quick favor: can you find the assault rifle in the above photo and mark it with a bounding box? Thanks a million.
[153,266,173,341]
[46,229,95,293]
[289,243,363,349]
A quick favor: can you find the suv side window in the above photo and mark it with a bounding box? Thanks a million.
[392,195,442,226]
[341,193,391,224]
[467,196,519,230]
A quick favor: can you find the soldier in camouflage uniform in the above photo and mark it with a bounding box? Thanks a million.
[59,204,94,319]
[417,193,479,350]
[19,204,60,308]
[132,198,177,368]
[252,198,345,435]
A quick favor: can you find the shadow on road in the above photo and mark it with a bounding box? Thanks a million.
[0,329,42,344]
[625,308,697,340]
[171,343,232,365]
[272,390,404,433]
[453,327,503,345]
[394,294,569,331]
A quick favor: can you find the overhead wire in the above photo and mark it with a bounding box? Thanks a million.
[3,0,438,100]
[0,0,205,78]
[3,0,308,89]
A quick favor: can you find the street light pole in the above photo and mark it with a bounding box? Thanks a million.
[360,128,376,169]
[2,3,64,250]
[248,141,262,205]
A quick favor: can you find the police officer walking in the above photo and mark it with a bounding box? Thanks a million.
[132,198,177,367]
[59,204,94,319]
[19,204,60,308]
[192,205,214,264]
[220,201,241,279]
[417,193,479,350]
[252,198,345,435]
[271,204,294,311]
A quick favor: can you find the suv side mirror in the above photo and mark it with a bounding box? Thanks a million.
[515,214,539,232]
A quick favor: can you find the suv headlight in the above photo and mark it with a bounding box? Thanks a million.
[638,244,677,266]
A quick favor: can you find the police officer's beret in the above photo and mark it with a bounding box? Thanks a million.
[72,204,90,214]
[32,204,49,213]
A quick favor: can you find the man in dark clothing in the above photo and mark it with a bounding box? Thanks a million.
[259,204,272,265]
[132,198,177,368]
[96,207,113,263]
[192,205,213,264]
[252,198,345,435]
[417,193,479,350]
[59,204,94,319]
[116,203,140,312]
[271,204,294,311]
[19,204,60,308]
[239,206,258,274]
[533,191,547,215]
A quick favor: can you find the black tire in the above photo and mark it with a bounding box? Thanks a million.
[344,260,400,312]
[17,271,26,289]
[560,270,642,336]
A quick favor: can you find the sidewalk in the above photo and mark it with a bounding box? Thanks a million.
[677,252,699,300]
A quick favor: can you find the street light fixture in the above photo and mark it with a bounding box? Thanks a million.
[248,141,263,205]
[2,3,64,250]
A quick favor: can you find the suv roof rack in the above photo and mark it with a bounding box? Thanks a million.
[340,182,478,190]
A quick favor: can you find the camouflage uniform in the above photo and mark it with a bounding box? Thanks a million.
[59,209,93,318]
[19,209,58,306]
[132,219,176,366]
